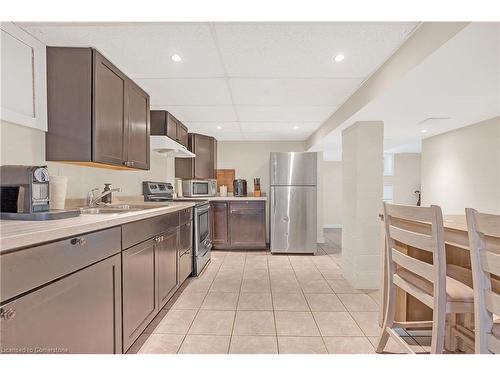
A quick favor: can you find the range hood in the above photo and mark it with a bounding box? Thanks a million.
[150,136,196,158]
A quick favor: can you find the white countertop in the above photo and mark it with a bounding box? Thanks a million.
[176,195,267,201]
[0,201,195,253]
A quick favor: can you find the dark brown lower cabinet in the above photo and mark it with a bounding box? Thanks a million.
[0,210,193,354]
[121,211,192,352]
[0,254,122,354]
[229,202,266,249]
[179,220,193,283]
[157,229,178,308]
[210,201,229,246]
[122,239,157,352]
[211,200,266,250]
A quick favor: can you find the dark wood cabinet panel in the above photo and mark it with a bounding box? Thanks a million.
[93,51,126,166]
[177,123,189,147]
[122,239,157,351]
[126,81,150,170]
[157,229,178,308]
[194,134,213,179]
[166,112,177,141]
[211,202,229,246]
[229,205,266,248]
[212,200,266,250]
[46,48,150,170]
[150,110,166,135]
[179,221,193,253]
[0,254,122,354]
[175,133,217,179]
[150,110,189,148]
[179,220,193,284]
[46,47,92,161]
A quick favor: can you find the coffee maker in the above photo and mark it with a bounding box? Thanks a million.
[0,165,79,220]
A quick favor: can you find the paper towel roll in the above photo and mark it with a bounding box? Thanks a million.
[49,176,68,210]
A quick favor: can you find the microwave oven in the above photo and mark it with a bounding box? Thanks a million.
[182,179,217,197]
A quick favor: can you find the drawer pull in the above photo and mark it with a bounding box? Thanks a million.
[0,308,16,321]
[70,237,87,246]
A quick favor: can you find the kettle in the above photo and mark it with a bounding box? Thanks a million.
[233,179,247,197]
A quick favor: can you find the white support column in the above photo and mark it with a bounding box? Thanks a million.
[341,121,384,289]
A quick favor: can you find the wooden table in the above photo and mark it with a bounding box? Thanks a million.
[379,214,500,348]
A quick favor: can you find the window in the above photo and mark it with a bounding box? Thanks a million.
[383,154,394,176]
[383,184,394,202]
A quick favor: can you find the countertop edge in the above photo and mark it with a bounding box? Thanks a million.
[176,196,267,201]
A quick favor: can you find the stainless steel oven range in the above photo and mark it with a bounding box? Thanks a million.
[189,201,211,276]
[142,181,211,276]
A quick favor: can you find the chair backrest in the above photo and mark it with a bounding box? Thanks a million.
[383,203,446,307]
[465,208,500,354]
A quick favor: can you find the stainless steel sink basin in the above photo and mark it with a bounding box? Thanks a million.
[80,205,146,215]
[79,202,177,215]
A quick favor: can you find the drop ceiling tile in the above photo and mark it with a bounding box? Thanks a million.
[229,78,362,106]
[241,131,313,141]
[19,23,224,78]
[240,122,319,141]
[187,122,242,140]
[151,106,238,123]
[136,78,232,106]
[215,22,416,78]
[239,122,320,133]
[235,106,337,122]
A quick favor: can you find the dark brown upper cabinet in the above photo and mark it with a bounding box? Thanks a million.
[46,47,150,170]
[151,110,189,148]
[175,133,217,179]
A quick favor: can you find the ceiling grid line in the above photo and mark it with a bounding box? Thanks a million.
[208,22,245,140]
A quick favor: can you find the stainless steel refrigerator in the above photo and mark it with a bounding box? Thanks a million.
[270,152,317,254]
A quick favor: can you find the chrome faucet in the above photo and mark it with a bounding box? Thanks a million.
[87,187,121,207]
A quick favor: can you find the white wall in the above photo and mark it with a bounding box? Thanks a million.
[0,120,176,199]
[384,153,421,205]
[322,161,343,227]
[421,116,500,214]
[217,141,306,195]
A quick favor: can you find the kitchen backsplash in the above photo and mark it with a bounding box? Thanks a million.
[0,121,175,198]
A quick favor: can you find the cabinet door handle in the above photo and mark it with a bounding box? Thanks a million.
[0,308,16,321]
[123,161,135,167]
[70,237,87,246]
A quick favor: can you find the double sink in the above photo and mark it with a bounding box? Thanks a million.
[79,203,176,215]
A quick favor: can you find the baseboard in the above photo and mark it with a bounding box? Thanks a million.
[324,224,342,229]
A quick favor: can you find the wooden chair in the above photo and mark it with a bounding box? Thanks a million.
[465,208,500,354]
[377,203,474,354]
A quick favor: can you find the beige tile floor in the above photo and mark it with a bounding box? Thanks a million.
[130,229,431,354]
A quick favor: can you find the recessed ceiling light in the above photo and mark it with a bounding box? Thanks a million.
[421,129,428,134]
[334,54,345,62]
[171,54,182,62]
[293,125,300,129]
[217,125,222,130]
